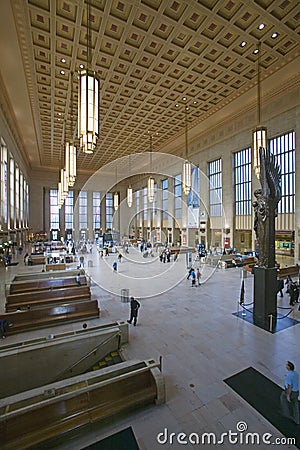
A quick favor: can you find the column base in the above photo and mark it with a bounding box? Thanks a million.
[253,266,277,332]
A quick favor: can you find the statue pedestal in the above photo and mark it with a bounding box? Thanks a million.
[253,267,277,331]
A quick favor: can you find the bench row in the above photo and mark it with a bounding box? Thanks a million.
[6,285,91,312]
[0,359,164,450]
[1,299,99,335]
[9,276,88,294]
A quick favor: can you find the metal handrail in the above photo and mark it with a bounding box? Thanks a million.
[53,331,121,381]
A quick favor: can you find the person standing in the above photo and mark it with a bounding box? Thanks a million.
[127,297,140,326]
[79,255,85,268]
[24,252,29,265]
[112,261,117,272]
[280,361,300,425]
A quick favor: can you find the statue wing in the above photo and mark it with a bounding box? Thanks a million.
[260,147,281,206]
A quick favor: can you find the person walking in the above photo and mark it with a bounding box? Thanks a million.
[287,282,299,306]
[191,269,196,287]
[187,267,193,280]
[196,268,202,286]
[112,261,117,272]
[76,273,81,286]
[127,297,140,326]
[280,361,300,425]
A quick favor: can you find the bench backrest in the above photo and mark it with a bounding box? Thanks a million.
[6,286,91,311]
[277,265,299,279]
[7,285,90,304]
[0,361,162,449]
[0,299,99,333]
[10,276,87,294]
[13,269,85,282]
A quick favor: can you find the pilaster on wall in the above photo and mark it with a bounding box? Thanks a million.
[73,190,80,242]
[294,106,300,262]
[87,191,93,241]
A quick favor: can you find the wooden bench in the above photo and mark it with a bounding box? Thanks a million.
[0,299,99,335]
[10,276,87,294]
[0,359,164,450]
[6,286,91,312]
[224,256,257,269]
[242,256,257,265]
[46,263,66,271]
[277,265,299,280]
[28,255,46,265]
[13,269,85,282]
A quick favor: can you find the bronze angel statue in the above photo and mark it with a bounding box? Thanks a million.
[253,147,281,268]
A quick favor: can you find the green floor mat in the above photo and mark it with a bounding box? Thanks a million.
[224,366,300,448]
[81,426,139,449]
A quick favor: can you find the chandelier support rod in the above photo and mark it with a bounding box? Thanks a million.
[185,105,188,160]
[87,0,91,69]
[70,71,74,143]
[150,133,153,172]
[257,41,261,126]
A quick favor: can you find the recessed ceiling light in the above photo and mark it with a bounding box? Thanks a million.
[175,104,179,107]
[240,41,247,47]
[58,112,62,115]
[79,64,84,69]
[253,49,259,54]
[61,58,66,63]
[193,101,197,104]
[60,70,65,75]
[182,96,187,101]
[258,23,265,30]
[271,32,278,39]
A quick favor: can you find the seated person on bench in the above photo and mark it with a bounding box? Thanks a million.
[0,319,13,338]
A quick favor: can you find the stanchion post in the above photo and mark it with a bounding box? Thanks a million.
[269,314,273,332]
[159,355,163,372]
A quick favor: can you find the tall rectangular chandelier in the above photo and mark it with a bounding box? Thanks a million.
[65,142,76,187]
[78,69,99,154]
[252,42,267,177]
[78,0,99,154]
[182,104,191,195]
[66,72,77,186]
[253,126,267,177]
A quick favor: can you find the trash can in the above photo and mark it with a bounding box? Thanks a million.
[88,260,93,268]
[121,288,129,303]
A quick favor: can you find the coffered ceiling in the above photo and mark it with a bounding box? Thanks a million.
[0,0,299,175]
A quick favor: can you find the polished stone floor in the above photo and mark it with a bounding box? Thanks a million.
[0,247,299,450]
